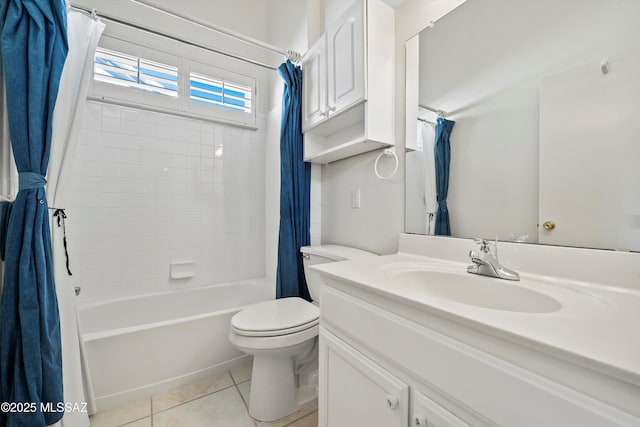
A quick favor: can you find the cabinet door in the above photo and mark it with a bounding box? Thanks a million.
[319,328,408,427]
[302,36,327,132]
[326,0,365,116]
[413,391,471,427]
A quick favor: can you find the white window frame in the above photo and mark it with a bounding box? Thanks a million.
[186,60,256,127]
[92,36,181,112]
[90,35,258,128]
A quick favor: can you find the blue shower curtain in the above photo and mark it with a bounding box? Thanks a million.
[434,118,455,236]
[276,60,311,300]
[0,1,68,425]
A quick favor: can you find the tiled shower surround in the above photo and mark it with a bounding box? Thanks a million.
[67,102,266,304]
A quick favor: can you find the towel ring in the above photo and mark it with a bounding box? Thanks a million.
[374,149,398,180]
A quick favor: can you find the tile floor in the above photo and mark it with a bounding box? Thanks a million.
[89,363,318,427]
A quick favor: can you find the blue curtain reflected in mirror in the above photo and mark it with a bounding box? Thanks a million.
[434,118,455,236]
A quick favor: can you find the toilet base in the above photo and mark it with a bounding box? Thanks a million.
[248,341,318,422]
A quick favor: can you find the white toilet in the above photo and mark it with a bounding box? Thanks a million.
[228,244,376,422]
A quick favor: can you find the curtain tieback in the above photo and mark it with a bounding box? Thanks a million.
[18,172,47,190]
[52,209,73,276]
[0,201,11,261]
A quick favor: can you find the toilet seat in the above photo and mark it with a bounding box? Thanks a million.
[231,297,319,337]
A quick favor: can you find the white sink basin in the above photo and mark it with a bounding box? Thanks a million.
[391,270,562,313]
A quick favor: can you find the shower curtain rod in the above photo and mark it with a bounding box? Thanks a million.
[131,0,301,62]
[69,4,298,71]
[419,103,449,117]
[418,117,435,125]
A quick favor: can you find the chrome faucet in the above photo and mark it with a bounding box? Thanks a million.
[467,238,520,281]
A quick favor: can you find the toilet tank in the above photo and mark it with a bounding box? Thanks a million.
[300,245,376,303]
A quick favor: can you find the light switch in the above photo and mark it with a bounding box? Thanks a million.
[351,189,361,209]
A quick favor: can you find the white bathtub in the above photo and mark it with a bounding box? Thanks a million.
[78,278,274,411]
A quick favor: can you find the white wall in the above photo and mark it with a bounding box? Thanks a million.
[71,0,271,55]
[320,0,465,255]
[141,0,270,43]
[323,0,356,27]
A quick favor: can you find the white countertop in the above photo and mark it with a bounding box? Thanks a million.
[312,252,640,387]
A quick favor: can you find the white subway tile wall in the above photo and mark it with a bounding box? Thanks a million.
[67,102,266,304]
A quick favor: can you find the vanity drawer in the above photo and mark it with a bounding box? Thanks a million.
[320,286,639,427]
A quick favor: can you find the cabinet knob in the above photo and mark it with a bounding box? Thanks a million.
[386,395,399,410]
[415,415,428,427]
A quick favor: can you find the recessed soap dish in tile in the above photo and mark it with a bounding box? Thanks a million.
[170,261,194,280]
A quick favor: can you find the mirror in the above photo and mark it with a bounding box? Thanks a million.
[405,0,640,251]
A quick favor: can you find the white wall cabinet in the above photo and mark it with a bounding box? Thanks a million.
[325,4,365,116]
[301,0,394,164]
[302,36,327,131]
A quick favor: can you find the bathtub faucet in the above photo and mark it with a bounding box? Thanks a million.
[467,238,520,281]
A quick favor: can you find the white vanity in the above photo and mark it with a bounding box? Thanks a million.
[312,234,640,427]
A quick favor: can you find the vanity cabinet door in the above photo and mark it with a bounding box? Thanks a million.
[326,0,365,117]
[302,36,327,132]
[413,391,471,427]
[319,328,409,427]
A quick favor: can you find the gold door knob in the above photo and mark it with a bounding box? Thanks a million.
[542,221,556,230]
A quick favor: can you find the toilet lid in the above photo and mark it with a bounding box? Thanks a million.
[231,297,319,337]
